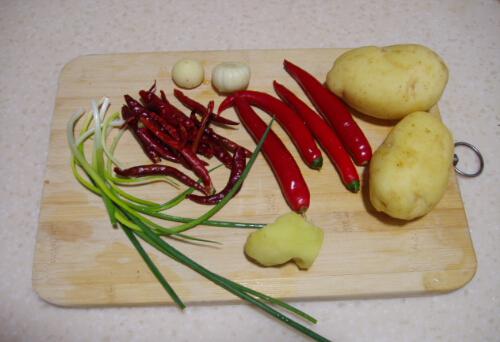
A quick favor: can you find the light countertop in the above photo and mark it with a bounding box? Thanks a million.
[1,1,499,341]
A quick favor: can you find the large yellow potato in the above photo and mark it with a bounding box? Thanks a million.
[244,212,324,270]
[369,112,454,220]
[326,44,448,120]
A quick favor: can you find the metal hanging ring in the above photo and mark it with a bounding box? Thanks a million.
[453,142,484,177]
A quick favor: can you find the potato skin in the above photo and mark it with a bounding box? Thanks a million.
[369,112,454,220]
[326,44,448,120]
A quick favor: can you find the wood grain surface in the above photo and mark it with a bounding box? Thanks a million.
[32,48,477,306]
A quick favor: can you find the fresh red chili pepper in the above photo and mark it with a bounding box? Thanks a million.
[173,89,239,126]
[218,90,323,169]
[139,114,213,194]
[114,164,206,194]
[273,81,360,192]
[187,148,247,205]
[283,59,372,166]
[233,97,310,213]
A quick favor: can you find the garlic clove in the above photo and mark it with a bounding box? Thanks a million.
[211,62,251,93]
[171,59,205,89]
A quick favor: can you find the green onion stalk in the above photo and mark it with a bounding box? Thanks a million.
[67,98,330,342]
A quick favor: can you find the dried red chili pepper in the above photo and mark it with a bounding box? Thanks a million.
[187,148,247,205]
[208,130,252,158]
[135,128,181,164]
[218,90,323,169]
[121,105,160,163]
[283,59,372,166]
[196,140,214,160]
[190,112,252,158]
[159,90,197,129]
[139,114,213,194]
[125,95,180,142]
[114,164,206,194]
[209,139,233,169]
[233,97,310,213]
[273,81,360,192]
[192,101,214,153]
[139,113,182,150]
[139,89,196,132]
[173,89,239,126]
[146,111,181,141]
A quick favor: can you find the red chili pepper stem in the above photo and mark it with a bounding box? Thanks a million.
[218,91,323,170]
[311,155,323,169]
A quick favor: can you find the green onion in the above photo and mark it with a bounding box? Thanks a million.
[67,99,330,341]
[120,223,186,309]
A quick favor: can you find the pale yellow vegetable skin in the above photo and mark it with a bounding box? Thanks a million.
[211,62,251,93]
[326,44,449,120]
[244,212,324,270]
[369,111,454,220]
[171,59,204,89]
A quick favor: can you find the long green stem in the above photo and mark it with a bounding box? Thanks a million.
[68,103,330,342]
[156,118,275,234]
[92,99,117,226]
[120,222,185,309]
[128,213,328,342]
[113,209,217,244]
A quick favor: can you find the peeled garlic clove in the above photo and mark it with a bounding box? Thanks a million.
[211,62,251,93]
[171,59,204,89]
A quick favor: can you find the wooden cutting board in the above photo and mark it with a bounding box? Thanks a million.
[32,48,477,306]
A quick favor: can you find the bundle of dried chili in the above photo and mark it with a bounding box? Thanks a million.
[119,84,252,203]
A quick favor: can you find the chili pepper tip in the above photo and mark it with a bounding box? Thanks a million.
[311,157,323,170]
[347,180,361,193]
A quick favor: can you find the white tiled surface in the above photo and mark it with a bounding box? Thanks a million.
[1,1,499,341]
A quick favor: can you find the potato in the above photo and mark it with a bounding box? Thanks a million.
[369,111,454,220]
[326,44,448,120]
[244,212,324,270]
